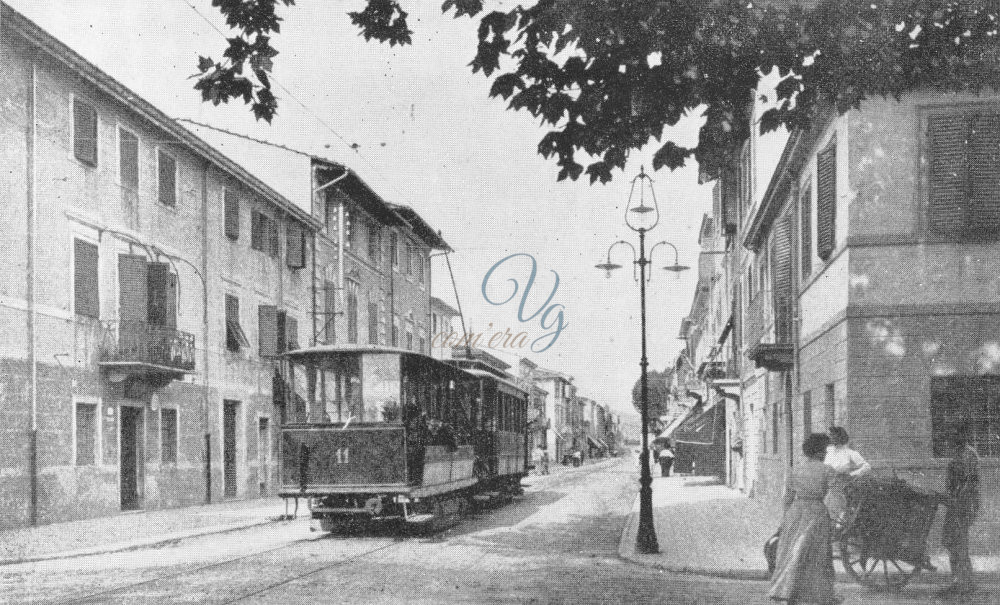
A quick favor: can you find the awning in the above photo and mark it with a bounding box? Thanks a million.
[671,402,723,446]
[587,435,602,449]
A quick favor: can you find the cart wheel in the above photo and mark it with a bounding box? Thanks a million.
[840,537,921,591]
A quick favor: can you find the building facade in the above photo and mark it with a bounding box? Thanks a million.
[722,89,1000,549]
[0,4,319,528]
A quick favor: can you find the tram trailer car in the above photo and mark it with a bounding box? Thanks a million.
[276,346,529,531]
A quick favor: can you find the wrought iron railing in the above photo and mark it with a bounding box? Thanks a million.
[100,321,196,371]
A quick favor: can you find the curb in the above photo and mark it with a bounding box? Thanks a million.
[0,515,293,567]
[617,501,1000,585]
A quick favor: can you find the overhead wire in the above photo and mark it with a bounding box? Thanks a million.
[173,0,414,205]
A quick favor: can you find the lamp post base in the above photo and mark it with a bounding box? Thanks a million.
[636,455,659,554]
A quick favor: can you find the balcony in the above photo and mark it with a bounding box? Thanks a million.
[744,292,794,372]
[100,321,196,379]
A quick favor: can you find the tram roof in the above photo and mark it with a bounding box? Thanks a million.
[462,368,529,396]
[284,344,430,358]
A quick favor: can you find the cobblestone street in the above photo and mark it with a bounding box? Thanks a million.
[2,459,994,604]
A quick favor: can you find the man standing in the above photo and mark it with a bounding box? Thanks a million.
[942,423,980,596]
[532,445,544,476]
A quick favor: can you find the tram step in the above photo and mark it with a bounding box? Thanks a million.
[405,514,434,523]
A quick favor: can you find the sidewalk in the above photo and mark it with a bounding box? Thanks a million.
[618,475,1000,582]
[0,497,294,566]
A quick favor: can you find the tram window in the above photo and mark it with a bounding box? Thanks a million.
[361,354,401,423]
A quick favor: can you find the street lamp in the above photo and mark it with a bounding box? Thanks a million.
[595,167,689,555]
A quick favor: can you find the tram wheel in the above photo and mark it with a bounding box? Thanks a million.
[840,537,921,591]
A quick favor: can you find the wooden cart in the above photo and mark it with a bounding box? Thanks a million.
[836,476,946,591]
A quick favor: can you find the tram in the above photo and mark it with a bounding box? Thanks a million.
[276,345,529,531]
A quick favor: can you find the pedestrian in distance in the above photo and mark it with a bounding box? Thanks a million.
[768,433,841,605]
[532,445,545,476]
[540,448,550,475]
[823,426,871,529]
[571,449,582,467]
[658,444,675,477]
[940,423,981,596]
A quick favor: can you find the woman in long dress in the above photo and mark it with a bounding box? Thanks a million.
[769,433,840,605]
[823,427,871,527]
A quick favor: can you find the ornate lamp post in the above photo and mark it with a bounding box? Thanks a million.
[595,168,688,554]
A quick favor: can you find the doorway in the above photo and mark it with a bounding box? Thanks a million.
[223,400,239,498]
[258,418,270,496]
[120,406,143,510]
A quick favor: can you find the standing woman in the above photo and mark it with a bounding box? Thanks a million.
[824,427,871,526]
[769,433,840,605]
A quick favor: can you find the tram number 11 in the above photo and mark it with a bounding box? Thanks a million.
[335,447,350,464]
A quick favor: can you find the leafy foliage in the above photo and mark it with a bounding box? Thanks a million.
[632,369,673,420]
[199,0,1000,183]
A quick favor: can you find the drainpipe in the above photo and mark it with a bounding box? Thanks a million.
[26,52,39,526]
[201,162,211,503]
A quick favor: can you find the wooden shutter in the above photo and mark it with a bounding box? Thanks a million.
[119,129,139,189]
[224,190,240,240]
[323,280,336,344]
[118,254,148,324]
[268,217,280,258]
[968,113,1000,235]
[286,316,299,351]
[74,240,100,318]
[286,222,305,269]
[770,213,793,342]
[816,140,836,261]
[73,99,98,165]
[368,301,378,344]
[75,403,96,466]
[251,211,264,251]
[259,304,278,357]
[147,263,176,327]
[928,114,968,235]
[226,294,247,352]
[160,408,178,464]
[800,183,812,279]
[158,151,177,206]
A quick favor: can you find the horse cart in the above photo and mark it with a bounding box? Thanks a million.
[836,476,946,591]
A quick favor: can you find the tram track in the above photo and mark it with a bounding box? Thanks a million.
[54,463,626,604]
[54,530,411,605]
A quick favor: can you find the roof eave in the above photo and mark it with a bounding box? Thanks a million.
[2,5,321,230]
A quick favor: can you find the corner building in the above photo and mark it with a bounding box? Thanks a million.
[731,89,1000,550]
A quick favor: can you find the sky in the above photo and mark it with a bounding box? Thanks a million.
[9,0,715,419]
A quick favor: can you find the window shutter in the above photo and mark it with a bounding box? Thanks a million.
[147,263,176,327]
[770,214,793,342]
[158,151,177,206]
[286,316,299,351]
[160,408,178,464]
[259,304,278,357]
[268,217,280,258]
[226,294,247,352]
[75,403,96,466]
[286,222,305,269]
[368,301,378,344]
[73,99,98,165]
[323,280,336,344]
[224,190,240,240]
[119,129,139,189]
[816,140,837,261]
[928,114,968,235]
[74,240,100,318]
[800,183,812,279]
[118,254,149,324]
[251,211,263,251]
[967,113,1000,235]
